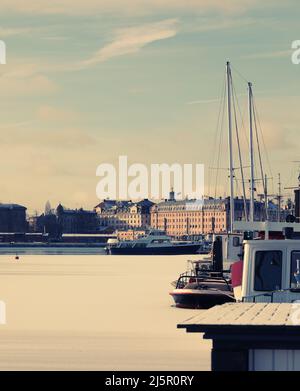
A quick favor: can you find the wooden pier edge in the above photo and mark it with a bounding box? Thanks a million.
[178,303,300,371]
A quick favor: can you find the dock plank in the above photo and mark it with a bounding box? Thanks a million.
[178,303,300,329]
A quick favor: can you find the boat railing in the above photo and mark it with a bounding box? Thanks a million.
[175,273,232,291]
[242,287,300,303]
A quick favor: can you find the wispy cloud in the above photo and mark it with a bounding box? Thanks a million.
[80,19,179,67]
[186,94,247,105]
[243,50,292,60]
[186,90,278,105]
[0,0,262,15]
[188,16,259,33]
[186,98,221,105]
[0,74,59,96]
[0,120,37,129]
[0,26,34,37]
[37,105,79,122]
[0,18,178,91]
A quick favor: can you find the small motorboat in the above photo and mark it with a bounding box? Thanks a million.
[170,274,235,309]
[169,234,241,309]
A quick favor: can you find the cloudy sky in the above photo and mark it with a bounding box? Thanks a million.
[0,0,299,213]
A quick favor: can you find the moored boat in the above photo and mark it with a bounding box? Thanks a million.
[170,274,235,309]
[169,234,241,308]
[107,230,202,255]
[231,225,300,303]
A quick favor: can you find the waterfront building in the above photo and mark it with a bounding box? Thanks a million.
[0,203,27,232]
[150,193,266,238]
[35,212,61,238]
[56,204,98,234]
[29,203,102,237]
[94,199,154,231]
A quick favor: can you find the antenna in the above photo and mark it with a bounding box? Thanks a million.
[277,173,281,222]
[264,174,268,221]
[284,164,300,223]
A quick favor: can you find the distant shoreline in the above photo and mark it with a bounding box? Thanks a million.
[0,244,107,255]
[0,243,106,248]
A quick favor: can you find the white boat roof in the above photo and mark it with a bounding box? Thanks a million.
[244,239,300,249]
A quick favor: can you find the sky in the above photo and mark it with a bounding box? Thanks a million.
[0,0,300,213]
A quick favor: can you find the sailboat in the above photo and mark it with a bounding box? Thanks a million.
[170,61,300,308]
[170,61,245,308]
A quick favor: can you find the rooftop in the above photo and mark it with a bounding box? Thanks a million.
[0,203,26,210]
[178,302,300,332]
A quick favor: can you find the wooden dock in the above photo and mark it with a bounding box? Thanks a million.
[178,302,300,371]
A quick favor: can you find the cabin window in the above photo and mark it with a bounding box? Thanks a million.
[232,236,240,247]
[290,251,300,289]
[254,251,282,291]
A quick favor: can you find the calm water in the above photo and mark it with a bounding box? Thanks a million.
[0,252,210,370]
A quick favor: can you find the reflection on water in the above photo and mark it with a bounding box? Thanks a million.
[0,252,210,370]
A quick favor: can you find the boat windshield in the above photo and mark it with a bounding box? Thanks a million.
[150,239,170,244]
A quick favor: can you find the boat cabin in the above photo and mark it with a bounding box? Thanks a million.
[233,239,300,303]
[213,233,243,265]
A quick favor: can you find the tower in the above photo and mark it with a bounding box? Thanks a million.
[169,188,175,201]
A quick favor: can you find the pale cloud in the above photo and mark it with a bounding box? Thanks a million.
[186,93,248,105]
[0,120,37,129]
[0,74,59,96]
[0,121,102,210]
[41,36,69,41]
[0,61,59,96]
[243,50,292,60]
[233,120,292,152]
[0,126,95,149]
[0,27,34,37]
[189,16,260,33]
[37,105,79,122]
[0,0,263,15]
[187,98,221,105]
[80,19,179,67]
[1,62,41,79]
[0,19,179,74]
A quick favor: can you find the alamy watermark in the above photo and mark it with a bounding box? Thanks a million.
[0,40,6,64]
[96,156,204,210]
[0,301,6,325]
[292,40,300,64]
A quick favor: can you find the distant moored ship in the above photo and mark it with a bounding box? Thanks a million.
[107,230,201,255]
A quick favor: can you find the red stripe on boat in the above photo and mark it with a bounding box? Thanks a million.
[231,260,243,288]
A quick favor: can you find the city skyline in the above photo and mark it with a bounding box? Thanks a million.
[0,1,300,213]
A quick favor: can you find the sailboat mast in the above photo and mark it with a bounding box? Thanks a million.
[248,82,255,223]
[226,61,234,232]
